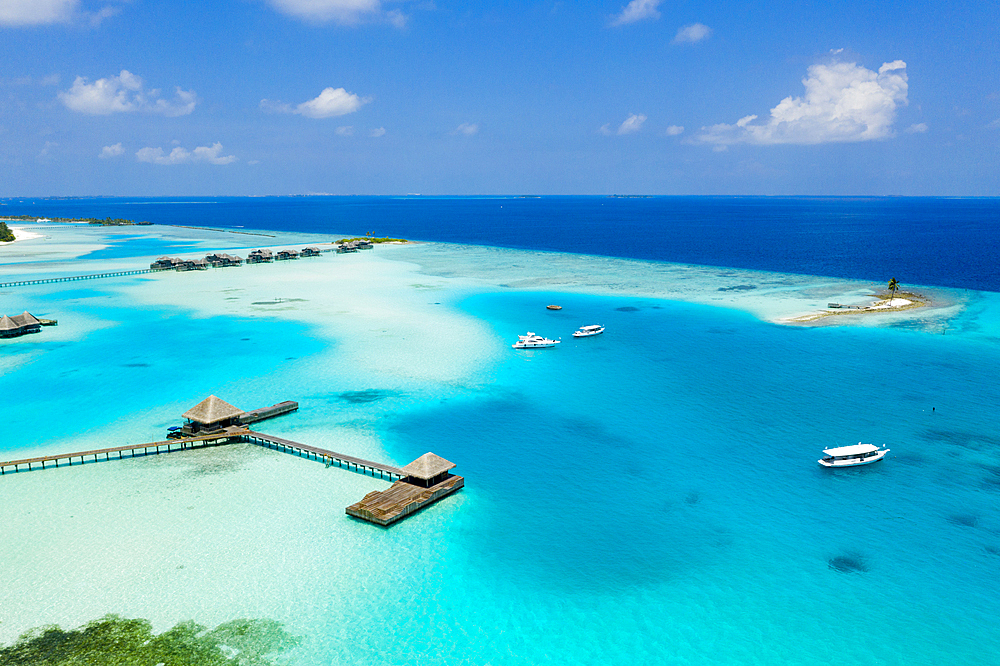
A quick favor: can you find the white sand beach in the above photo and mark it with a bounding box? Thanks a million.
[0,225,44,243]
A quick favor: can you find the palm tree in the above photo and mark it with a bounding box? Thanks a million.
[887,277,899,305]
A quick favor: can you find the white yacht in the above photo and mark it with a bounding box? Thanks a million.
[512,332,561,349]
[572,324,605,338]
[818,443,890,467]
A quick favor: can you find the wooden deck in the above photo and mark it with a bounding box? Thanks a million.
[346,475,464,526]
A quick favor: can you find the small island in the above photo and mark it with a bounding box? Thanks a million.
[786,278,928,324]
[334,236,407,244]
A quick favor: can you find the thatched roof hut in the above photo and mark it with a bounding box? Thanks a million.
[401,452,456,487]
[182,395,245,425]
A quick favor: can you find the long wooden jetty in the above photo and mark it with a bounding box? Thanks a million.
[0,269,153,289]
[0,428,246,474]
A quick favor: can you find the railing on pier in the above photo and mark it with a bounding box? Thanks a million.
[0,269,154,289]
[0,429,244,474]
[0,429,404,480]
[243,432,405,480]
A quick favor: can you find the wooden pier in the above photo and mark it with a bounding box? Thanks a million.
[243,432,404,479]
[0,395,461,526]
[0,427,247,474]
[0,269,154,289]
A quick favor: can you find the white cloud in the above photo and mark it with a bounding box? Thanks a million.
[336,125,354,136]
[665,125,685,136]
[695,60,908,146]
[263,87,369,119]
[59,70,197,116]
[265,0,406,26]
[673,23,711,44]
[136,142,236,165]
[905,123,928,134]
[602,114,647,135]
[369,127,386,137]
[988,118,1000,129]
[0,0,77,26]
[610,0,660,26]
[454,122,478,136]
[617,113,647,134]
[99,143,124,159]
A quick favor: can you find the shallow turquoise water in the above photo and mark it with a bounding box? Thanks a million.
[2,242,999,664]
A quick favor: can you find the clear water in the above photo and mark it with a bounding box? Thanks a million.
[1,209,999,665]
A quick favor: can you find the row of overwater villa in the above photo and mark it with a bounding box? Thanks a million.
[149,247,323,271]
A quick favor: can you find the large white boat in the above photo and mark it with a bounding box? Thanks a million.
[512,332,561,349]
[572,324,605,338]
[818,443,890,467]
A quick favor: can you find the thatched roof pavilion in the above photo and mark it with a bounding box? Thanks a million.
[181,395,245,433]
[401,452,456,487]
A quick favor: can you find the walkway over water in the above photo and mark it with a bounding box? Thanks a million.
[0,269,154,289]
[0,428,404,480]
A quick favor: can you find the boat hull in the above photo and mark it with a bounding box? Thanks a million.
[818,449,889,467]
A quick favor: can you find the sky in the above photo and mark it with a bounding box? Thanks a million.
[1,0,999,196]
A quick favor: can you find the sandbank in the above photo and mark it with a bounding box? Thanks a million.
[0,225,45,243]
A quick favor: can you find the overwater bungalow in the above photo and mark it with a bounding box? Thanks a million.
[247,249,274,264]
[150,256,176,270]
[346,452,464,526]
[0,311,42,338]
[357,239,374,250]
[336,242,358,253]
[179,395,246,436]
[276,249,300,261]
[300,246,321,257]
[206,252,244,267]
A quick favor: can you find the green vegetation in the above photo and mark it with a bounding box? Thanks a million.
[0,615,301,666]
[0,221,14,242]
[0,215,151,226]
[334,236,407,244]
[887,277,900,305]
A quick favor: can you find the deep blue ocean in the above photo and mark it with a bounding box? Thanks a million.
[5,195,1000,291]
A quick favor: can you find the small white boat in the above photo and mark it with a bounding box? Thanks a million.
[512,332,561,349]
[572,324,605,338]
[818,443,890,467]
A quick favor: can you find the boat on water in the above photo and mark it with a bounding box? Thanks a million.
[573,324,605,338]
[546,305,562,310]
[818,443,890,467]
[512,332,561,349]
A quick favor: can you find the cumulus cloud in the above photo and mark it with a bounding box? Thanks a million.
[454,122,479,136]
[673,23,711,44]
[264,0,405,26]
[369,127,386,137]
[610,0,660,26]
[665,125,685,136]
[905,123,928,134]
[695,60,908,146]
[601,114,647,135]
[136,142,236,165]
[0,0,77,26]
[99,143,124,159]
[262,87,370,119]
[58,70,197,116]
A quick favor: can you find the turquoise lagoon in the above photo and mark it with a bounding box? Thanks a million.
[1,223,999,665]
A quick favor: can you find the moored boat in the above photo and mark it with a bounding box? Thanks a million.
[546,305,562,310]
[572,324,605,338]
[512,332,561,349]
[818,443,890,467]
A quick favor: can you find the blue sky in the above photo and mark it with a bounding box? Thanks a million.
[1,0,998,196]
